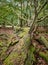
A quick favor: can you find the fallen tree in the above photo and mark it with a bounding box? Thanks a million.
[36,36,48,49]
[39,51,48,63]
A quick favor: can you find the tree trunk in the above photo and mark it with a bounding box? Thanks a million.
[26,0,28,26]
[29,0,38,45]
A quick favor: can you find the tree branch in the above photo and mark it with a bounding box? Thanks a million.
[38,1,47,15]
[37,15,48,22]
[29,0,38,34]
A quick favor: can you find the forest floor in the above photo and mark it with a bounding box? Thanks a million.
[32,34,48,65]
[0,27,48,65]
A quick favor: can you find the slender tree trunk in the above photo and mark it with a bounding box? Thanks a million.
[24,1,38,65]
[26,0,28,26]
[30,0,32,19]
[29,0,38,44]
[20,1,23,27]
[11,17,14,30]
[2,21,6,28]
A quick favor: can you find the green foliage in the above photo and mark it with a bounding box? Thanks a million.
[0,0,48,26]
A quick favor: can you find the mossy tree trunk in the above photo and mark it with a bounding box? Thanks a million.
[20,1,23,27]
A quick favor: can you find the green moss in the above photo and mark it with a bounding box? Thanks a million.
[0,47,7,60]
[18,32,27,38]
[25,46,36,65]
[21,52,26,59]
[39,36,48,48]
[23,35,31,49]
[3,51,26,65]
[23,27,29,32]
[17,27,29,38]
[28,46,36,61]
[36,31,39,34]
[4,61,13,65]
[18,27,29,38]
[9,39,19,46]
[4,52,19,65]
[18,32,23,38]
[0,42,3,46]
[16,27,22,33]
[39,52,48,63]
